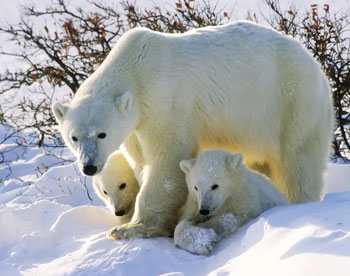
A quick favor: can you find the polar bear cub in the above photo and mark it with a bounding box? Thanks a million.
[93,150,139,224]
[174,149,289,255]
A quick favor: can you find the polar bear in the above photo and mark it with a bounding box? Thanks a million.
[93,151,140,224]
[52,21,333,239]
[174,149,289,255]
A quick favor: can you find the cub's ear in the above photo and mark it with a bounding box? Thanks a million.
[116,91,133,114]
[52,102,69,124]
[227,153,243,170]
[92,176,105,198]
[179,159,195,174]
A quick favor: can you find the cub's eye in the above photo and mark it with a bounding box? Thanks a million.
[72,136,78,142]
[119,183,127,190]
[211,184,219,190]
[97,133,106,139]
[103,190,108,195]
[194,186,198,191]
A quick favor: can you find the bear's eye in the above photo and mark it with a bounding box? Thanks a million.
[211,184,219,190]
[194,186,198,191]
[103,190,108,195]
[72,136,78,142]
[97,133,106,139]
[119,183,127,190]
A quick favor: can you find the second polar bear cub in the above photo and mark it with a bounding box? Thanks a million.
[93,150,139,224]
[175,149,289,255]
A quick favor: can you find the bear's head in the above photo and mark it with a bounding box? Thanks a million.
[180,150,243,217]
[52,91,140,175]
[94,151,139,217]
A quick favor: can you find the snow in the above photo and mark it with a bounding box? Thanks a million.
[1,128,350,276]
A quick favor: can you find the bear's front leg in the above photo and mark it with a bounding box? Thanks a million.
[109,141,195,239]
[110,221,171,239]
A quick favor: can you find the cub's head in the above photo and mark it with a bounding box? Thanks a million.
[52,91,140,175]
[180,150,243,217]
[93,151,139,218]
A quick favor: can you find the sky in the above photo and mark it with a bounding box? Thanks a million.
[1,0,349,25]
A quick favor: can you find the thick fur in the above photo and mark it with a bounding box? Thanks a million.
[93,151,139,224]
[175,150,290,255]
[52,21,333,239]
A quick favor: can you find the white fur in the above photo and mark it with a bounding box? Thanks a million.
[52,21,333,239]
[175,149,289,255]
[93,151,139,224]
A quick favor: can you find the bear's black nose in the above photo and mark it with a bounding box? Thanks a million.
[199,209,210,216]
[83,165,97,176]
[115,210,126,216]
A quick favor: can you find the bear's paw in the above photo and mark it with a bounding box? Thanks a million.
[109,222,170,240]
[174,221,218,256]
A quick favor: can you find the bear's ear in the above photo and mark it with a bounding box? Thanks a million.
[92,176,105,198]
[52,102,69,124]
[179,159,195,174]
[227,153,243,170]
[116,91,133,114]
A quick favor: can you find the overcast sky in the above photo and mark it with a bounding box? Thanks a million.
[1,0,349,25]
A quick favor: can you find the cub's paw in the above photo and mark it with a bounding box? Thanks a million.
[174,221,218,255]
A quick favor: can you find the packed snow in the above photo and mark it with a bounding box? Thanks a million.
[1,124,350,276]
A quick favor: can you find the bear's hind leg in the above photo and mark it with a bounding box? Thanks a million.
[272,135,327,204]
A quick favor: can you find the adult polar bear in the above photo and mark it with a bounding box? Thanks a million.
[52,21,333,239]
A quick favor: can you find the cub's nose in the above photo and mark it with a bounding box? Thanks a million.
[83,165,97,176]
[199,209,210,216]
[115,210,126,216]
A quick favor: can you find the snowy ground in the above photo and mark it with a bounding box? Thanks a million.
[1,124,350,276]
